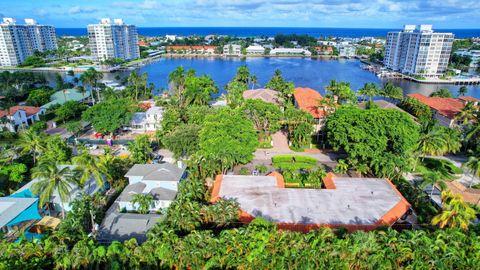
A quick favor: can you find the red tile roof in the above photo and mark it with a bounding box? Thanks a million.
[458,96,478,102]
[407,93,464,119]
[138,40,150,47]
[293,87,325,118]
[0,106,41,118]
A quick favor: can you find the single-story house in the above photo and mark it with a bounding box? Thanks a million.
[246,45,265,55]
[0,106,46,132]
[407,94,478,128]
[243,89,281,105]
[119,162,187,212]
[211,172,411,232]
[41,89,91,110]
[14,165,106,213]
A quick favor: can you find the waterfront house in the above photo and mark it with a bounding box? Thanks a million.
[246,45,265,55]
[293,87,331,130]
[0,106,46,132]
[337,45,356,57]
[407,93,478,128]
[315,46,333,55]
[270,48,312,56]
[14,165,106,213]
[223,44,242,56]
[167,46,217,55]
[211,172,411,232]
[41,88,91,110]
[119,163,187,212]
[243,89,281,105]
[454,49,480,71]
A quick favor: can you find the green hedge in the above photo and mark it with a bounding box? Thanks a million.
[271,155,317,165]
[274,162,317,171]
[272,155,294,163]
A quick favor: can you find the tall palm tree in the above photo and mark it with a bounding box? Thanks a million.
[72,148,104,189]
[357,82,379,102]
[18,129,44,165]
[463,152,480,188]
[31,160,77,219]
[414,120,448,169]
[80,68,103,105]
[431,190,476,230]
[419,171,448,197]
[97,149,115,187]
[250,75,257,89]
[458,86,468,97]
[381,82,403,100]
[128,71,141,101]
[455,101,477,125]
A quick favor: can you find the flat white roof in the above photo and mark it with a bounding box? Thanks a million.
[217,175,405,226]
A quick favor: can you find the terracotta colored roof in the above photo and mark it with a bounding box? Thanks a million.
[446,181,480,206]
[293,87,325,118]
[138,40,150,47]
[243,89,280,105]
[407,94,464,119]
[0,106,41,117]
[458,96,478,102]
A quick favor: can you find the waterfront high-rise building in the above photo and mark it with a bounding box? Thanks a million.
[87,18,140,61]
[384,25,454,77]
[0,18,57,66]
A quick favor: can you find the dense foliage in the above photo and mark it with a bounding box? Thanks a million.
[82,98,136,135]
[326,107,419,177]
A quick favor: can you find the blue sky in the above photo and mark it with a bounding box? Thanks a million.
[1,0,479,28]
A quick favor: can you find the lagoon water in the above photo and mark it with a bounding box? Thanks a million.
[101,57,480,98]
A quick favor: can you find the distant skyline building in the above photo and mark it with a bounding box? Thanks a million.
[384,25,454,77]
[87,18,140,61]
[0,18,57,66]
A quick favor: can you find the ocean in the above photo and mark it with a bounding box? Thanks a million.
[55,27,480,38]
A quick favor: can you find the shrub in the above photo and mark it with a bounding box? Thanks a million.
[255,164,268,174]
[272,155,294,163]
[239,167,250,175]
[293,156,317,165]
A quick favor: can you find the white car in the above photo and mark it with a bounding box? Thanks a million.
[84,144,98,150]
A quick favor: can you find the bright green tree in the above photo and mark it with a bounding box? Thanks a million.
[128,134,152,164]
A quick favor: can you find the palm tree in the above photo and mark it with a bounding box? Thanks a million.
[72,148,104,189]
[97,149,115,187]
[419,171,448,197]
[31,160,77,219]
[381,82,403,100]
[414,119,448,169]
[431,190,476,230]
[458,86,468,97]
[18,129,44,165]
[455,101,477,125]
[250,75,257,89]
[463,152,480,188]
[131,193,154,214]
[80,68,103,105]
[128,71,141,101]
[358,82,379,102]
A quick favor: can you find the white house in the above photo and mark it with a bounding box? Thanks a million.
[14,165,106,213]
[223,44,241,56]
[338,45,356,57]
[269,48,312,56]
[129,105,164,132]
[246,45,265,55]
[0,106,45,132]
[119,163,187,212]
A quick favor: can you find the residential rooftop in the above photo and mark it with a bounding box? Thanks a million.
[41,89,90,109]
[211,173,411,231]
[293,87,325,118]
[0,106,42,117]
[0,197,39,228]
[407,93,464,120]
[243,88,281,105]
[125,163,186,182]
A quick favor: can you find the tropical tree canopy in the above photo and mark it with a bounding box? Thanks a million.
[242,99,282,143]
[197,108,258,174]
[82,98,135,135]
[127,134,152,164]
[326,106,419,177]
[162,124,201,159]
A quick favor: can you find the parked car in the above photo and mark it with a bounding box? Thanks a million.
[84,144,98,150]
